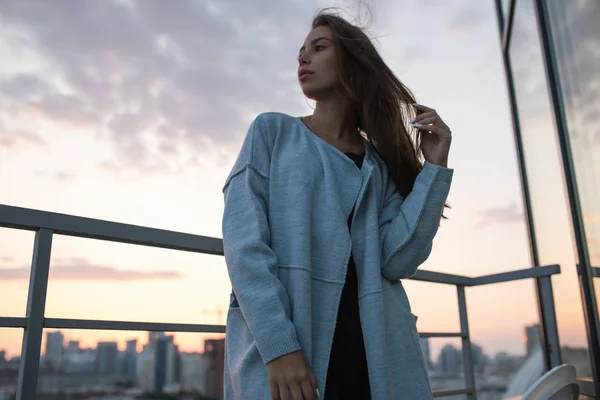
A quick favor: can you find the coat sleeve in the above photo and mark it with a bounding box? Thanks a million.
[379,161,453,280]
[222,114,301,365]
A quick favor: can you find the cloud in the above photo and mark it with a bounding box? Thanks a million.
[33,170,77,182]
[0,0,315,174]
[0,257,183,282]
[0,0,496,174]
[444,3,489,37]
[0,128,45,149]
[53,171,76,182]
[476,202,525,229]
[0,73,51,99]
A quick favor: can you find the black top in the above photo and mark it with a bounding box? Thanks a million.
[325,152,371,399]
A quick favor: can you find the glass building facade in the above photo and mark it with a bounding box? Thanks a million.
[494,0,600,392]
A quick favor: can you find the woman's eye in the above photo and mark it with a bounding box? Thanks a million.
[315,45,324,51]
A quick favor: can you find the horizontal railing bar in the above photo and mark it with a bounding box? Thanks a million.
[470,264,560,286]
[576,378,596,397]
[432,388,473,397]
[45,318,226,334]
[0,317,27,328]
[0,204,224,256]
[419,332,464,338]
[591,267,600,278]
[411,269,472,286]
[1,204,565,286]
[1,316,463,339]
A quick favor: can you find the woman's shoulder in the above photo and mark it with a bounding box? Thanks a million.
[253,112,299,131]
[248,112,304,149]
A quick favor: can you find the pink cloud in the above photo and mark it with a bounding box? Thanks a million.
[0,258,183,282]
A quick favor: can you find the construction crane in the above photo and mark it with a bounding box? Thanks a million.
[200,305,226,325]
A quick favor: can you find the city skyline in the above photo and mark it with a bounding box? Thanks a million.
[0,326,533,372]
[0,0,593,368]
[0,324,558,398]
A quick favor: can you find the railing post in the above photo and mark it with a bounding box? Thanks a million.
[16,229,53,400]
[457,285,476,400]
[538,276,562,368]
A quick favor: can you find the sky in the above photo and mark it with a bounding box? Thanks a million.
[0,0,595,364]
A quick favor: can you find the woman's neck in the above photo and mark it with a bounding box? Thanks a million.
[310,96,358,144]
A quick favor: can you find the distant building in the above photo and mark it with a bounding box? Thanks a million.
[154,335,178,391]
[63,348,96,374]
[138,347,156,391]
[96,341,118,376]
[120,339,138,379]
[525,324,541,357]
[471,343,487,368]
[148,331,165,349]
[420,338,432,369]
[0,350,6,364]
[439,344,461,374]
[65,340,80,354]
[180,352,209,393]
[204,338,225,398]
[45,331,64,367]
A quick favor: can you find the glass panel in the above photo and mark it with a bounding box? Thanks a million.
[412,280,543,399]
[426,337,466,394]
[404,281,461,334]
[470,281,543,399]
[0,228,35,318]
[0,328,23,399]
[44,235,230,327]
[546,0,600,324]
[37,328,225,399]
[501,0,512,19]
[508,0,593,378]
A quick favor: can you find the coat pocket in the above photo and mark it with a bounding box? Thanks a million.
[403,312,433,399]
[224,293,269,398]
[227,291,244,322]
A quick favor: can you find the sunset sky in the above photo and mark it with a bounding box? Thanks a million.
[0,0,593,363]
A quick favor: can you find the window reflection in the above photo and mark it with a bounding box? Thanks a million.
[508,0,593,378]
[547,0,600,273]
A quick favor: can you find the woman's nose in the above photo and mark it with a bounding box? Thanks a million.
[298,53,310,65]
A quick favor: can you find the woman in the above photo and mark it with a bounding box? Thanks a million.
[222,10,453,400]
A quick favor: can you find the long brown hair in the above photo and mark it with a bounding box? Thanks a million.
[312,10,447,215]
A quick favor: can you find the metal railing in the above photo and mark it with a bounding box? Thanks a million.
[0,204,562,400]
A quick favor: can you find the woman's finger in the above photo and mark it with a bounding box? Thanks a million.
[301,378,316,400]
[278,384,291,400]
[412,115,441,126]
[309,371,319,397]
[410,110,436,124]
[271,381,281,400]
[413,123,450,138]
[413,119,449,133]
[412,103,434,113]
[289,382,304,400]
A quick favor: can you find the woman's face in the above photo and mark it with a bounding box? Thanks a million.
[298,25,340,100]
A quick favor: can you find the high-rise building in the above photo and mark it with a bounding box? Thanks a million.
[44,331,64,367]
[154,335,178,391]
[180,352,209,393]
[66,340,79,354]
[148,331,165,349]
[138,347,156,391]
[120,339,138,379]
[438,344,461,374]
[204,338,225,398]
[525,324,542,356]
[96,341,118,377]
